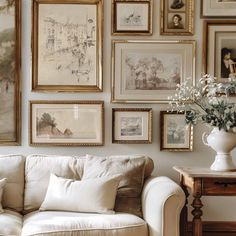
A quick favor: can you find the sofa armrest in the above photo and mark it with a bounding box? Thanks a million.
[141,176,185,236]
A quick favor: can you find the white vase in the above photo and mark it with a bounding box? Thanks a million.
[202,128,236,171]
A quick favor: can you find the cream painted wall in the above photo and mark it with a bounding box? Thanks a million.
[0,0,236,221]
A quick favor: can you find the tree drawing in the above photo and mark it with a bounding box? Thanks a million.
[37,113,57,132]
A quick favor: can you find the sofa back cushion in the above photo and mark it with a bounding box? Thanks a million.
[0,155,25,212]
[24,154,85,213]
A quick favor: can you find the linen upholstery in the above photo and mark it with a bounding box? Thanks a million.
[40,174,121,214]
[0,178,7,213]
[24,155,85,213]
[0,154,25,212]
[83,155,147,217]
[22,211,148,236]
[0,210,22,235]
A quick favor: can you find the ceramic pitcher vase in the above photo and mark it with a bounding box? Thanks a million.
[202,128,236,171]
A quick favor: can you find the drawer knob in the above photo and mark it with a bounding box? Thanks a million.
[214,181,236,187]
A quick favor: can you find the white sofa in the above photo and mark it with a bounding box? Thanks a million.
[0,154,185,236]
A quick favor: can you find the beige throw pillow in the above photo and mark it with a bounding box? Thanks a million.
[0,178,7,213]
[40,174,121,214]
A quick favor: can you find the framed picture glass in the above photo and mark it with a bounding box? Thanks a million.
[112,0,153,35]
[30,101,104,146]
[160,0,194,35]
[201,0,236,18]
[111,40,196,103]
[112,108,152,144]
[32,0,103,92]
[203,20,236,94]
[160,111,193,151]
[0,0,21,145]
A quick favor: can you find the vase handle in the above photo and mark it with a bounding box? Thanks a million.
[202,132,209,146]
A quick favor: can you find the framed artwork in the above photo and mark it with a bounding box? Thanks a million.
[112,0,153,35]
[160,111,193,151]
[30,101,104,146]
[111,40,196,103]
[0,0,21,145]
[201,0,236,18]
[112,108,152,144]
[160,0,194,35]
[32,0,103,92]
[203,20,236,95]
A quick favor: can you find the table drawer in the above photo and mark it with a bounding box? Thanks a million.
[202,178,236,195]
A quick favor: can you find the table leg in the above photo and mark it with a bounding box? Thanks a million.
[191,195,203,236]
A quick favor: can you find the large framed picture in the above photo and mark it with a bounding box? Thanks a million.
[201,0,236,18]
[203,20,236,94]
[30,101,104,146]
[0,0,21,145]
[160,0,194,35]
[111,40,196,103]
[112,108,152,144]
[32,0,103,92]
[112,0,153,35]
[160,111,193,151]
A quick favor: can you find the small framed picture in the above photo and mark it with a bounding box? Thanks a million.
[112,108,152,144]
[32,0,103,92]
[111,40,196,103]
[160,0,194,35]
[160,111,193,151]
[203,20,236,95]
[201,0,236,18]
[30,101,104,146]
[112,0,153,35]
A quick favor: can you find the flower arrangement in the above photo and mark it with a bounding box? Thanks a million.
[169,74,236,132]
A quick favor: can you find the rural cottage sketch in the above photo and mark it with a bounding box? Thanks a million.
[0,0,16,141]
[125,52,181,90]
[38,4,97,86]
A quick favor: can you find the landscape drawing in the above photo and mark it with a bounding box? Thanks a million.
[0,0,16,140]
[125,52,181,90]
[121,117,142,136]
[38,4,97,86]
[36,108,97,140]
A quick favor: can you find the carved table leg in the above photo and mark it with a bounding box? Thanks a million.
[191,179,203,236]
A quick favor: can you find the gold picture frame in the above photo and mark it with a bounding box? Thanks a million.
[203,20,236,95]
[0,0,21,145]
[111,0,153,35]
[29,100,104,146]
[112,108,152,144]
[111,40,196,103]
[160,111,193,152]
[32,0,103,92]
[160,0,194,35]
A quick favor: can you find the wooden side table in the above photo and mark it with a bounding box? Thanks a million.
[173,166,236,236]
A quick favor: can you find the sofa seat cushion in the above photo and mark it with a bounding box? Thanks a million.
[0,209,23,236]
[22,211,148,236]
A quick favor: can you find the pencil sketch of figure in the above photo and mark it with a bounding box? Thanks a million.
[120,6,144,26]
[121,117,142,136]
[125,52,181,90]
[0,0,16,140]
[167,118,185,144]
[38,5,97,86]
[171,0,185,9]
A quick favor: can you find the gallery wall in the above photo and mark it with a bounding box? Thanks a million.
[0,0,236,221]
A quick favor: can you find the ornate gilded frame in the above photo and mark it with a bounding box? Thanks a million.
[32,0,103,92]
[0,0,21,145]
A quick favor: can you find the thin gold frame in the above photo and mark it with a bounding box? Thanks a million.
[0,0,21,145]
[29,100,104,146]
[32,0,103,92]
[160,111,193,152]
[160,0,194,36]
[112,108,152,144]
[111,0,153,36]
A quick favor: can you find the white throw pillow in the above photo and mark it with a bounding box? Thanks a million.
[0,178,7,213]
[40,174,121,214]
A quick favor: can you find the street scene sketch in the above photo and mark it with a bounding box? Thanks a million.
[36,108,97,140]
[125,52,181,90]
[38,4,97,86]
[120,117,143,136]
[0,0,16,140]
